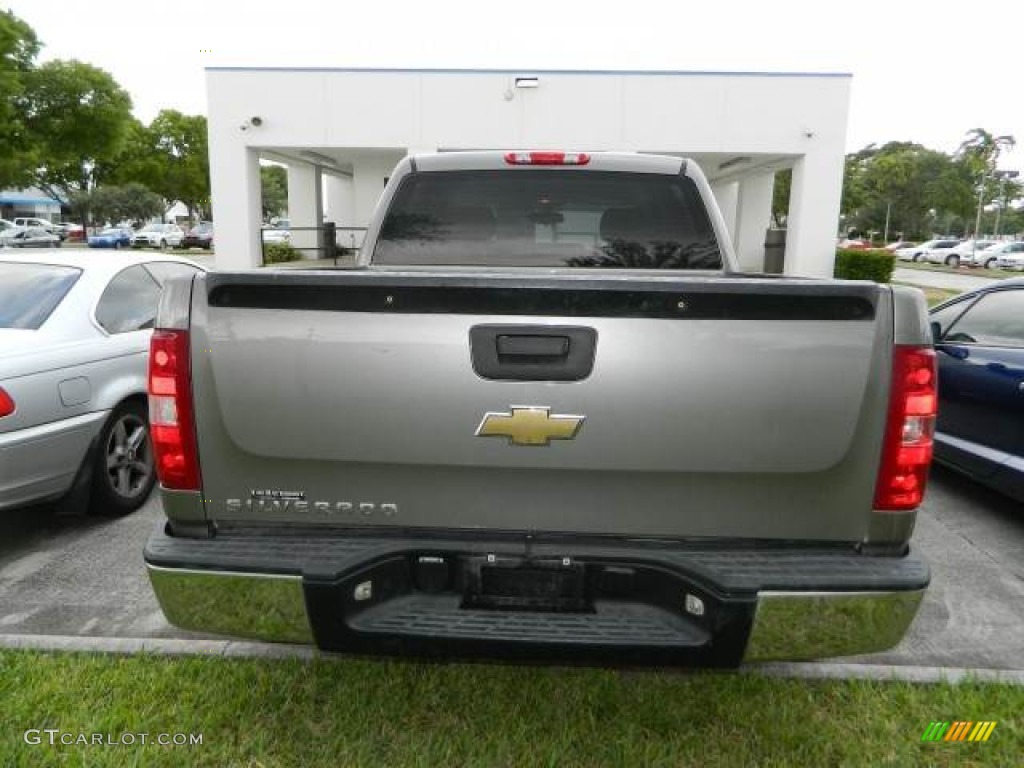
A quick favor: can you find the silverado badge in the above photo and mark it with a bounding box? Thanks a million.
[476,406,585,447]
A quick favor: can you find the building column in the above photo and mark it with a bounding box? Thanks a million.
[286,163,323,259]
[351,152,405,225]
[210,146,262,269]
[734,172,775,273]
[710,182,739,244]
[784,151,844,277]
[324,173,354,226]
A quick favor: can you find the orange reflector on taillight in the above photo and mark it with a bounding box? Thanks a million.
[148,329,201,491]
[873,346,937,510]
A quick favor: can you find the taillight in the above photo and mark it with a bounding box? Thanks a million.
[0,387,14,418]
[148,329,201,491]
[873,345,937,510]
[504,151,591,166]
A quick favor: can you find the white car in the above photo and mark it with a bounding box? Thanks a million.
[989,241,1024,271]
[0,250,205,515]
[262,218,291,243]
[131,223,185,250]
[0,226,62,248]
[13,217,66,241]
[896,239,959,262]
[925,240,996,267]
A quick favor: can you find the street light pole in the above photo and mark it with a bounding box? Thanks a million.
[973,178,986,239]
[993,170,1020,238]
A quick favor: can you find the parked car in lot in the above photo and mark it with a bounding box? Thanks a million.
[0,250,205,515]
[13,217,64,238]
[930,279,1024,502]
[61,222,85,242]
[980,241,1024,270]
[927,240,996,268]
[896,239,959,262]
[262,218,291,243]
[131,223,184,250]
[884,241,917,252]
[87,227,133,250]
[182,221,214,249]
[0,226,62,248]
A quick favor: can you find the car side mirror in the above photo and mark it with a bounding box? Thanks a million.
[930,321,943,344]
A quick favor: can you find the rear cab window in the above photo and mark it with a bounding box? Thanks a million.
[373,170,722,269]
[0,262,82,329]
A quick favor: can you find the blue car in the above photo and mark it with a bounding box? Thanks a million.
[930,278,1024,502]
[87,227,133,249]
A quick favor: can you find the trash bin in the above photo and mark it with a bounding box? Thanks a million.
[322,221,337,264]
[764,229,786,274]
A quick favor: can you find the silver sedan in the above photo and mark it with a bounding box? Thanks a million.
[0,250,205,515]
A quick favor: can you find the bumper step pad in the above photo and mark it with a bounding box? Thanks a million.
[350,595,709,647]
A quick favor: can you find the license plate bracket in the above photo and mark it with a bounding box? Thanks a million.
[462,556,589,612]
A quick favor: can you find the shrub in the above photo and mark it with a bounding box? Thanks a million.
[263,241,299,264]
[834,248,894,283]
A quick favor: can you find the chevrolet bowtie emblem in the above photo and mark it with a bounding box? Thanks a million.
[476,406,585,447]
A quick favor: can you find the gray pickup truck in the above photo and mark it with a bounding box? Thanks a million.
[144,151,934,666]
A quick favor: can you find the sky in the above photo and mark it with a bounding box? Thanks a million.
[7,0,1023,172]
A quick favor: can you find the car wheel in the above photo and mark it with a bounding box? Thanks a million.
[912,253,921,262]
[945,255,959,268]
[159,239,168,250]
[113,241,121,250]
[984,258,996,270]
[89,400,156,516]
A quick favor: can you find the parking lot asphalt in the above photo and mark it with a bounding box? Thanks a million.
[1,466,1022,669]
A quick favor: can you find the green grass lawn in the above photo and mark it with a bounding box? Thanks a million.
[1,650,1020,767]
[893,283,961,307]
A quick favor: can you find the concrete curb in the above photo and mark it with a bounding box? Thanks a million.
[2,633,1024,684]
[745,661,1024,685]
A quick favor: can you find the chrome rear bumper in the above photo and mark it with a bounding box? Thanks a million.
[145,528,927,664]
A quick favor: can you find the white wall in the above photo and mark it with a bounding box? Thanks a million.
[207,69,850,273]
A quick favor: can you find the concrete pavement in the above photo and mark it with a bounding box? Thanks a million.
[1,466,1022,670]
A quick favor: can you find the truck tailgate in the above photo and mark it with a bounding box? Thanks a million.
[189,271,890,541]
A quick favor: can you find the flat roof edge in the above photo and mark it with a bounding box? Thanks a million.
[205,66,852,78]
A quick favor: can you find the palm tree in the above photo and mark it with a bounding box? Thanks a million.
[957,129,1015,175]
[957,129,1016,237]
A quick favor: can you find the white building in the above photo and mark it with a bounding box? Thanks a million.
[206,68,851,275]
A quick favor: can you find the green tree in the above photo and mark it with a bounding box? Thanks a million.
[0,10,40,188]
[106,111,211,221]
[261,164,287,219]
[73,183,163,225]
[957,128,1016,179]
[956,128,1016,237]
[102,118,163,188]
[841,142,975,240]
[150,110,210,220]
[771,168,791,227]
[21,59,133,215]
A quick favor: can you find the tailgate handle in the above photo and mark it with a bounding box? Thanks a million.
[470,325,597,382]
[496,334,569,358]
